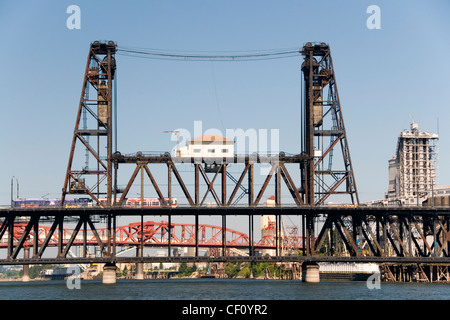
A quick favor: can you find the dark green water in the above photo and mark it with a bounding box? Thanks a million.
[0,278,449,300]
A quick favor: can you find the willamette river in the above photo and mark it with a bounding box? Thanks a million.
[0,278,449,300]
[0,278,447,319]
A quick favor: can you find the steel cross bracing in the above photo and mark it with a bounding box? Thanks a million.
[111,153,307,208]
[1,206,450,265]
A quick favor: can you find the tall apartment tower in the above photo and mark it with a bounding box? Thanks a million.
[387,122,438,204]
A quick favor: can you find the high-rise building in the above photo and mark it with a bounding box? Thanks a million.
[387,122,438,205]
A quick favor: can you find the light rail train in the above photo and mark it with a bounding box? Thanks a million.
[11,197,177,208]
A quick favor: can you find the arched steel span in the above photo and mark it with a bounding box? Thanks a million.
[1,221,303,251]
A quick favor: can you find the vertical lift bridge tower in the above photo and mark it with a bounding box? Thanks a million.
[61,41,117,206]
[300,42,359,255]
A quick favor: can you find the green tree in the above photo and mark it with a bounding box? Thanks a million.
[225,262,241,278]
[178,262,188,275]
[178,263,197,276]
[237,263,251,278]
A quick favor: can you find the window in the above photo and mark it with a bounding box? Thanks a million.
[194,149,201,153]
[222,149,229,153]
[208,149,215,153]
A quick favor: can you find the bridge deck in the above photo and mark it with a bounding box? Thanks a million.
[1,255,450,266]
[1,205,450,266]
[1,205,450,217]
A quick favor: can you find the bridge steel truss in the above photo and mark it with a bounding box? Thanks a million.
[8,40,440,269]
[0,206,450,265]
[60,41,358,206]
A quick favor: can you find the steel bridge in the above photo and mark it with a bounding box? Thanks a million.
[3,41,450,280]
[1,206,450,267]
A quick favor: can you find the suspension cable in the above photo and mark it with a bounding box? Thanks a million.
[116,46,301,61]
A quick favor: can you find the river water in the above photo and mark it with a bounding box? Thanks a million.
[0,278,449,300]
[0,278,447,319]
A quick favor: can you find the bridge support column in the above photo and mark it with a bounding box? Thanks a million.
[135,262,144,280]
[135,247,144,279]
[102,262,117,284]
[302,262,320,283]
[22,247,30,282]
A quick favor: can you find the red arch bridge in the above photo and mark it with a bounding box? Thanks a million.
[0,218,303,260]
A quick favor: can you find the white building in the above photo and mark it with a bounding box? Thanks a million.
[177,135,235,158]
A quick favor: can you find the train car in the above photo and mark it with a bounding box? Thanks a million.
[97,198,177,208]
[123,198,178,208]
[62,198,93,208]
[12,199,53,208]
[12,197,177,209]
[11,198,93,208]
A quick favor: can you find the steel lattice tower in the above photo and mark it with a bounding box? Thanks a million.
[300,43,359,256]
[61,41,117,206]
[300,42,359,206]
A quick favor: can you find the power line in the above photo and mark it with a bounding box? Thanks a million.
[116,47,300,61]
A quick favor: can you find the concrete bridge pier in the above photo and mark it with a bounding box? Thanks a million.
[102,262,117,284]
[135,262,144,279]
[302,262,320,283]
[22,247,30,282]
[135,247,144,279]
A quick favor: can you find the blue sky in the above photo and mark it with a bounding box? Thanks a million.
[1,0,450,207]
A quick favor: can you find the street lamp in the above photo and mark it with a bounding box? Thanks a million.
[10,176,19,207]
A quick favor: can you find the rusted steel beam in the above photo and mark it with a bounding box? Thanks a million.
[0,217,9,244]
[118,165,141,204]
[314,214,333,254]
[11,216,38,259]
[112,154,307,164]
[170,162,194,206]
[411,216,433,255]
[279,163,304,206]
[361,216,383,256]
[37,215,63,258]
[384,216,403,257]
[222,164,227,206]
[226,164,250,206]
[194,164,199,205]
[143,165,167,206]
[7,217,14,258]
[254,163,277,206]
[275,166,281,205]
[335,215,358,256]
[168,163,172,203]
[248,164,254,206]
[199,164,222,206]
[62,217,85,258]
[86,216,106,255]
